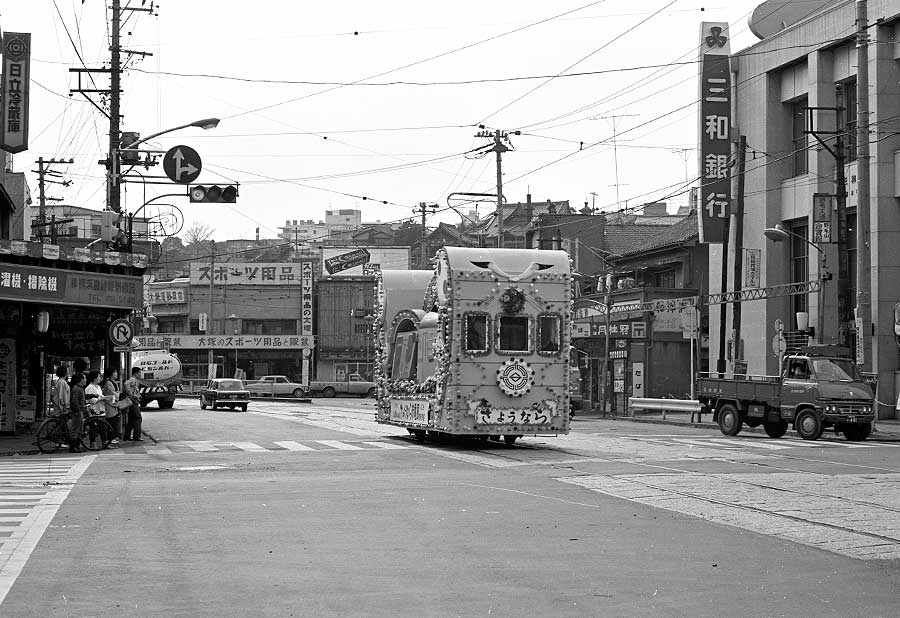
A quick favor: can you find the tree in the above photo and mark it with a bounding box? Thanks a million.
[183,222,214,246]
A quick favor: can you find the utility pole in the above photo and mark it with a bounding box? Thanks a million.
[69,0,154,214]
[475,126,519,248]
[854,0,872,370]
[32,158,73,242]
[731,136,747,363]
[413,202,438,268]
[208,240,216,379]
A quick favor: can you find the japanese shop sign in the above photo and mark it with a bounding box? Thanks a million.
[0,263,142,309]
[744,248,761,288]
[0,33,30,154]
[584,321,647,338]
[0,339,16,432]
[146,288,186,304]
[300,260,314,337]
[698,22,731,243]
[812,193,833,243]
[190,262,303,285]
[133,334,316,350]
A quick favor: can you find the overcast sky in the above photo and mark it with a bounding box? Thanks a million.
[3,0,767,241]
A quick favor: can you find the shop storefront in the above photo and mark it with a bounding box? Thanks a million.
[0,240,146,433]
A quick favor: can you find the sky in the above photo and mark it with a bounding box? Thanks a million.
[2,0,768,242]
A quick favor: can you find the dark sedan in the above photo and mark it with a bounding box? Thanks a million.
[200,378,250,412]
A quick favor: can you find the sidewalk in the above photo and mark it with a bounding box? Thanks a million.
[0,429,154,457]
[575,408,900,441]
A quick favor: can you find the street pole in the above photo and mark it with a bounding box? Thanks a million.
[208,240,215,379]
[854,0,872,372]
[731,136,747,362]
[602,274,612,416]
[494,131,506,248]
[108,0,122,213]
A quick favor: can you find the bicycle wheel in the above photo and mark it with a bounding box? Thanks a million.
[81,417,113,451]
[36,417,67,454]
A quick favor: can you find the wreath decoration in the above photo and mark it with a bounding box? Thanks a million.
[499,287,526,314]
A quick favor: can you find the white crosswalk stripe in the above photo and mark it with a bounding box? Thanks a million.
[272,441,315,451]
[315,440,364,450]
[230,442,268,452]
[113,440,413,454]
[361,441,408,450]
[0,456,95,606]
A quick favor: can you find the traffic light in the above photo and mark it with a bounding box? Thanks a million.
[189,185,238,203]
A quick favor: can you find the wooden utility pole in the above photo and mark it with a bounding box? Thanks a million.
[414,202,438,268]
[854,0,872,370]
[108,0,122,213]
[32,158,73,242]
[475,127,519,248]
[730,136,747,362]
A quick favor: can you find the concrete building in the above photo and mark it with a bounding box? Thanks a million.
[717,0,900,418]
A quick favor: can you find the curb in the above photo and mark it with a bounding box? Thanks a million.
[574,413,900,442]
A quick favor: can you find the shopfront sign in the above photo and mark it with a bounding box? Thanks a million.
[299,260,315,386]
[133,334,316,350]
[744,248,761,288]
[0,339,16,432]
[146,288,186,304]
[697,22,731,243]
[190,262,303,286]
[0,263,142,309]
[582,321,646,338]
[0,32,31,154]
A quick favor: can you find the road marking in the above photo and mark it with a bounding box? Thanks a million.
[315,440,364,450]
[0,456,96,606]
[361,441,408,450]
[230,442,268,452]
[145,446,173,455]
[183,441,219,452]
[273,441,316,451]
[704,438,792,451]
[558,472,900,560]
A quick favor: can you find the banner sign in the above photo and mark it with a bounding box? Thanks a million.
[190,262,303,285]
[698,22,731,244]
[0,32,31,153]
[300,261,314,336]
[0,239,148,267]
[146,288,186,304]
[0,263,142,309]
[134,334,316,350]
[324,248,370,275]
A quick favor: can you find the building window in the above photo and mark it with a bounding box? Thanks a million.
[498,316,530,353]
[841,80,857,162]
[538,315,560,354]
[241,319,297,335]
[91,224,102,238]
[464,314,489,353]
[653,269,676,288]
[156,319,183,334]
[789,221,808,315]
[790,97,808,176]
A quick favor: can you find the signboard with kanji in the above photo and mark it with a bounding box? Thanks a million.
[190,262,303,286]
[0,263,142,309]
[697,22,731,244]
[0,33,31,154]
[133,334,316,350]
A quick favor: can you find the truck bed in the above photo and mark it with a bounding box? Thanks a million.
[696,375,781,403]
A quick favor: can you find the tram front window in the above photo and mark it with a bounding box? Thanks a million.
[465,314,488,352]
[538,315,560,352]
[499,316,529,352]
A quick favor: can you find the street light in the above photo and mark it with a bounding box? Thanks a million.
[228,313,240,377]
[764,223,828,341]
[110,118,221,213]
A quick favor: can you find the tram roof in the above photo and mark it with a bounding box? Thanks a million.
[442,247,570,275]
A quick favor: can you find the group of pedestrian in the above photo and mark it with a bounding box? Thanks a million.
[50,364,144,453]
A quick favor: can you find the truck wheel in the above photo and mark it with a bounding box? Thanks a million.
[200,396,207,410]
[158,399,174,410]
[842,422,871,442]
[717,404,742,436]
[763,420,788,438]
[292,388,305,399]
[366,387,376,399]
[795,408,824,440]
[323,387,336,398]
[240,404,248,412]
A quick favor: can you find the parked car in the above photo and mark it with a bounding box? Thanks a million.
[244,375,307,398]
[200,378,250,411]
[306,374,376,398]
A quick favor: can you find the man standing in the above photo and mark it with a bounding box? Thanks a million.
[123,367,143,442]
[50,366,70,416]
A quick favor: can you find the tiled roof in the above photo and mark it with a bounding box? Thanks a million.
[616,212,698,256]
[603,223,673,256]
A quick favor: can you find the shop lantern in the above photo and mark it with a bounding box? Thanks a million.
[36,309,50,333]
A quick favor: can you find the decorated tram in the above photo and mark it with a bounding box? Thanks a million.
[374,247,573,444]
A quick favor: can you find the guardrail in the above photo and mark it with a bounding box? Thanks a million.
[629,397,703,422]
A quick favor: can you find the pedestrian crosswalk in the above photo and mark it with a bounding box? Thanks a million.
[127,439,414,455]
[625,435,900,452]
[0,456,95,605]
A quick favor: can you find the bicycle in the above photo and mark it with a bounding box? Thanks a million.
[35,412,114,454]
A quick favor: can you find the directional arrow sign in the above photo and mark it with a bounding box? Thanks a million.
[162,145,202,184]
[108,318,134,347]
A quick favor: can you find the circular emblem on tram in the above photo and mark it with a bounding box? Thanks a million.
[496,358,534,397]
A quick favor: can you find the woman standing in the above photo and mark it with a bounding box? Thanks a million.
[101,367,122,445]
[85,370,114,449]
[69,373,87,453]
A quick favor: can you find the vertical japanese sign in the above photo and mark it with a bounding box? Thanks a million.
[812,193,834,243]
[300,260,315,385]
[0,33,31,153]
[698,22,731,243]
[0,339,16,432]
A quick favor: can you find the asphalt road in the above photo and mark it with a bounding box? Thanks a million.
[1,398,898,618]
